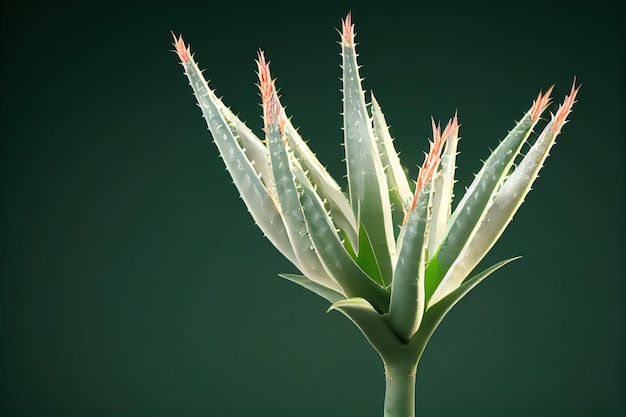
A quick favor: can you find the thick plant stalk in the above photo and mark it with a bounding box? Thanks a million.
[384,360,418,417]
[173,12,578,416]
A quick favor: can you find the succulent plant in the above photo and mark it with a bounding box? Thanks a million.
[173,12,578,417]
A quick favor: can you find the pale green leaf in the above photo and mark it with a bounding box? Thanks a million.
[387,183,431,341]
[434,113,573,305]
[342,40,396,285]
[283,120,358,248]
[328,297,406,361]
[294,169,391,314]
[371,93,412,232]
[265,98,338,291]
[278,274,346,304]
[179,56,296,265]
[427,102,544,304]
[429,117,459,256]
[411,257,520,354]
[219,106,275,195]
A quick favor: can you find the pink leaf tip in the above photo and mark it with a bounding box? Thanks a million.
[172,32,191,64]
[256,50,273,107]
[531,85,554,122]
[341,12,355,47]
[553,78,580,135]
[256,50,285,136]
[406,115,456,219]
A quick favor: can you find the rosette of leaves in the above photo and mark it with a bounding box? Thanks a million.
[173,13,578,417]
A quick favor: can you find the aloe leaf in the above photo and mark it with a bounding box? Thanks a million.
[385,116,446,342]
[431,84,580,305]
[428,115,459,256]
[258,53,339,291]
[482,85,579,237]
[219,106,276,195]
[251,50,357,249]
[257,52,356,280]
[283,120,358,248]
[176,45,275,195]
[426,90,553,303]
[328,297,406,361]
[340,224,385,287]
[341,16,396,285]
[371,93,413,232]
[265,118,338,290]
[387,182,431,341]
[294,168,391,314]
[341,223,389,289]
[278,274,346,304]
[174,37,296,265]
[410,258,520,355]
[175,18,580,416]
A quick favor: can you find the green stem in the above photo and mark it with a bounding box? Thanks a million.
[383,360,417,417]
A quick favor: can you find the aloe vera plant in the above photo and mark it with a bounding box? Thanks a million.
[173,13,578,417]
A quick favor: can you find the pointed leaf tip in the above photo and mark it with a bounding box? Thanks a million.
[440,114,458,142]
[341,12,355,47]
[256,50,284,135]
[256,50,271,99]
[553,78,580,134]
[256,50,272,105]
[531,85,554,122]
[172,32,191,63]
[451,111,459,129]
[408,116,451,213]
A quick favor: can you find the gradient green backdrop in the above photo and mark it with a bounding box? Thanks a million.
[1,1,624,416]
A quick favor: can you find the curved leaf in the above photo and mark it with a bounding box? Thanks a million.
[411,257,521,354]
[278,274,346,304]
[328,297,406,361]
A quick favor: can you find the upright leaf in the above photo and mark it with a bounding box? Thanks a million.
[426,88,553,303]
[294,168,391,314]
[341,14,396,285]
[387,182,431,341]
[371,93,413,232]
[430,84,579,305]
[428,115,459,256]
[283,119,358,249]
[258,52,338,291]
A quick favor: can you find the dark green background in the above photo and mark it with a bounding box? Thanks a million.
[1,0,624,416]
